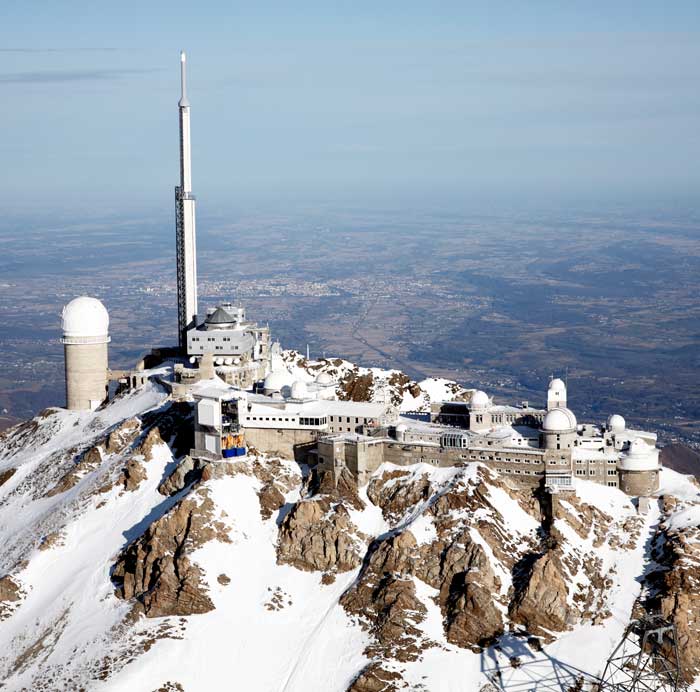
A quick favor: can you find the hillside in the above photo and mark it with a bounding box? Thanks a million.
[661,443,700,476]
[0,368,699,691]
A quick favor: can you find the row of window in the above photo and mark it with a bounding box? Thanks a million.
[329,416,367,424]
[244,415,328,426]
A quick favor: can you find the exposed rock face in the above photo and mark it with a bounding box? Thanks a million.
[106,418,141,454]
[39,531,64,551]
[645,495,700,682]
[113,488,230,617]
[367,469,432,522]
[134,426,165,462]
[344,471,511,657]
[341,532,430,662]
[158,456,206,496]
[341,463,632,663]
[118,458,148,492]
[0,575,22,621]
[113,419,164,492]
[387,372,421,407]
[316,466,365,511]
[437,539,504,650]
[346,663,402,692]
[258,482,286,520]
[46,445,103,497]
[277,498,365,575]
[140,402,194,458]
[0,467,16,486]
[338,371,374,402]
[509,551,573,639]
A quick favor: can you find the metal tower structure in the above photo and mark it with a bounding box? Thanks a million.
[599,615,686,691]
[175,50,198,351]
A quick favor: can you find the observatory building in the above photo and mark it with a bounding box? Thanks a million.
[61,297,110,411]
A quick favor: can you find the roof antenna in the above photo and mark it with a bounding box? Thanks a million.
[179,50,190,107]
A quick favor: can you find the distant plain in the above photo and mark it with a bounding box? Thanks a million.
[0,205,698,448]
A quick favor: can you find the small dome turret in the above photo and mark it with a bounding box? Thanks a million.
[470,390,490,410]
[607,414,626,433]
[290,380,308,399]
[263,370,290,394]
[315,372,334,385]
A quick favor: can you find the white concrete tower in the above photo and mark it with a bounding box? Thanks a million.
[61,297,110,410]
[175,50,198,351]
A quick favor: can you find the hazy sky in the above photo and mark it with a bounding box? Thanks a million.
[1,1,699,213]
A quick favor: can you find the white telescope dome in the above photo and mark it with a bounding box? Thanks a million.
[607,414,626,433]
[315,372,334,385]
[470,390,490,409]
[543,407,577,432]
[395,423,408,433]
[290,380,308,399]
[549,377,566,391]
[61,297,109,339]
[263,370,289,393]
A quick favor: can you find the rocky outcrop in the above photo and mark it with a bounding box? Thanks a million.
[158,456,207,496]
[341,532,430,662]
[338,371,374,402]
[277,498,365,575]
[113,488,230,617]
[0,467,16,486]
[509,551,573,640]
[316,466,365,511]
[644,495,700,682]
[346,663,402,692]
[0,575,23,621]
[437,539,504,650]
[106,418,141,454]
[140,402,194,458]
[258,482,286,520]
[46,445,103,497]
[387,372,421,407]
[367,469,432,522]
[117,458,148,492]
[134,426,165,462]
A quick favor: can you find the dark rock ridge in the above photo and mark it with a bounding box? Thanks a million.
[113,488,230,617]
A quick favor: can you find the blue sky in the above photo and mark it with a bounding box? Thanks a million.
[1,1,699,213]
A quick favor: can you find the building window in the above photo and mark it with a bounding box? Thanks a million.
[589,470,595,475]
[607,469,617,476]
[576,469,586,476]
[607,481,617,487]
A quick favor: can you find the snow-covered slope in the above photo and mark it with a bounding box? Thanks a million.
[0,379,699,691]
[280,350,471,411]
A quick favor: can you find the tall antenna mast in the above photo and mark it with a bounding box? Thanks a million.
[175,50,198,351]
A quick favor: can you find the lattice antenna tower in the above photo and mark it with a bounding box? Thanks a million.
[599,615,686,692]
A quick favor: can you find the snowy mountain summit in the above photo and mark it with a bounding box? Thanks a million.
[1,365,700,691]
